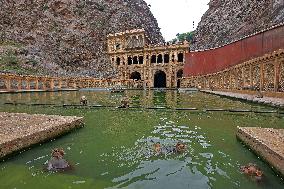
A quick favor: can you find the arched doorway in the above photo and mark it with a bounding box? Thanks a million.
[154,70,167,88]
[130,71,141,80]
[176,69,183,88]
[178,53,184,62]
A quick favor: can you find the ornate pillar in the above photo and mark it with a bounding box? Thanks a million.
[50,79,55,90]
[17,79,22,90]
[42,79,46,90]
[87,80,90,88]
[26,79,31,90]
[241,67,245,90]
[260,63,264,91]
[274,60,280,92]
[220,74,224,89]
[5,77,11,91]
[73,79,77,89]
[92,79,96,88]
[80,79,84,88]
[58,79,62,89]
[35,79,39,90]
[249,64,253,89]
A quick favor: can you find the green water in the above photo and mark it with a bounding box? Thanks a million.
[0,90,283,189]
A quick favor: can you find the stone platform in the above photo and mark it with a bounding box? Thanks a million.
[202,90,284,108]
[237,127,284,177]
[0,112,84,158]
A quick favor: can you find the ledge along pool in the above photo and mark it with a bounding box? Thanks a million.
[0,90,283,189]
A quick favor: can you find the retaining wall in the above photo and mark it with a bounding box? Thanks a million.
[0,112,84,158]
[237,127,284,177]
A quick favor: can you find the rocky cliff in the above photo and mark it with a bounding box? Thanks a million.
[191,0,284,50]
[0,0,164,77]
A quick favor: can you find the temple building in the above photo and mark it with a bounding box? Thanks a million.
[107,29,189,88]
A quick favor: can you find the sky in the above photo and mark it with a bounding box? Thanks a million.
[144,0,210,41]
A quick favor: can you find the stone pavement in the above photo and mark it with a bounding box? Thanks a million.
[0,112,83,158]
[202,90,284,108]
[237,127,284,177]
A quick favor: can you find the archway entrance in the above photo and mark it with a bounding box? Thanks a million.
[130,71,141,80]
[176,69,183,88]
[154,70,166,88]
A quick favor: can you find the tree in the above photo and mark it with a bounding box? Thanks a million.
[168,31,195,44]
[176,31,194,42]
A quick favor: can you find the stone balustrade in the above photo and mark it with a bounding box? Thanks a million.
[0,74,149,91]
[181,49,284,93]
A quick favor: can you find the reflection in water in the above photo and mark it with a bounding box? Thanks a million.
[109,159,210,189]
[152,91,167,107]
[0,90,278,112]
[0,90,283,189]
[105,117,238,189]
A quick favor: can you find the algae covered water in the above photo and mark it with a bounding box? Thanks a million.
[0,90,283,189]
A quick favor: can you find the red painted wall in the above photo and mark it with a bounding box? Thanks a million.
[184,25,284,77]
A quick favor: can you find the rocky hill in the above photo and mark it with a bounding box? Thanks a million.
[0,0,164,77]
[191,0,284,50]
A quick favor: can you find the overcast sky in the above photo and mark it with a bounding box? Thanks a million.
[144,0,210,41]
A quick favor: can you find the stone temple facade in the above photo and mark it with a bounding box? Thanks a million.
[107,29,189,88]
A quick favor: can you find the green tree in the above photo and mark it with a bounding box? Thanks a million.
[169,31,195,43]
[176,31,194,42]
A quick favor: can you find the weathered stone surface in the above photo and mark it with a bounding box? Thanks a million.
[237,127,284,177]
[191,0,284,50]
[0,112,84,158]
[107,29,189,88]
[0,0,163,77]
[201,90,284,108]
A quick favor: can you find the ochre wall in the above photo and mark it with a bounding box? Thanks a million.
[184,25,284,77]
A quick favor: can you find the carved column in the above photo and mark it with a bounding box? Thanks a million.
[92,79,96,88]
[26,79,31,90]
[17,79,22,90]
[73,79,77,89]
[249,64,253,89]
[50,79,55,90]
[42,79,46,90]
[241,67,245,90]
[229,71,233,90]
[58,79,62,89]
[5,77,11,91]
[35,79,39,90]
[260,63,264,91]
[274,60,280,92]
[79,79,84,88]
